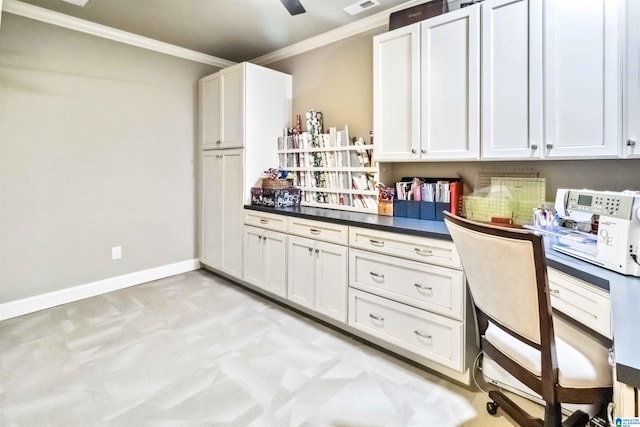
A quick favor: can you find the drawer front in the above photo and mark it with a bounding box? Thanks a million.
[548,268,611,339]
[288,217,348,245]
[349,249,464,320]
[349,289,463,372]
[349,227,461,269]
[244,211,288,232]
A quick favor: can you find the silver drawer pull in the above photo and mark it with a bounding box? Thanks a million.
[414,247,433,256]
[308,247,313,254]
[414,283,432,291]
[259,218,269,224]
[310,228,321,235]
[369,239,385,247]
[549,288,560,295]
[370,272,384,279]
[414,330,432,339]
[369,314,384,322]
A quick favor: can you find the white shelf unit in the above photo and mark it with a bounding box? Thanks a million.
[277,136,378,214]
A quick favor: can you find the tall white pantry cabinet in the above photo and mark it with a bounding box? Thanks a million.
[199,62,292,279]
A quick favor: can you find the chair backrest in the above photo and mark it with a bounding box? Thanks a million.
[444,212,553,348]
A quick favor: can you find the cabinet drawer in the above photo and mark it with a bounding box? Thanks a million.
[548,268,611,339]
[349,227,461,269]
[349,288,463,372]
[244,211,288,232]
[349,249,464,320]
[288,217,348,245]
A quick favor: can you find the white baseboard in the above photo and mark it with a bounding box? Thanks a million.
[0,259,201,321]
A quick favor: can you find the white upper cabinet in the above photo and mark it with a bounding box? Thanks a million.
[421,5,481,160]
[220,64,245,149]
[482,0,543,160]
[543,0,620,159]
[373,23,421,160]
[199,73,221,150]
[623,0,640,158]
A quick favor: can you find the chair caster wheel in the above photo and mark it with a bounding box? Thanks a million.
[486,401,499,415]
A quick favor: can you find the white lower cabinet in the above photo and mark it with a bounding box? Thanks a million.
[243,225,287,298]
[349,288,463,372]
[287,235,348,323]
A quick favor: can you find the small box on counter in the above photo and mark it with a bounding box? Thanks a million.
[251,187,300,208]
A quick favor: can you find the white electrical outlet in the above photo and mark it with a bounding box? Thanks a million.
[112,246,122,260]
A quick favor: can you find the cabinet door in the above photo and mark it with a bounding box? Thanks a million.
[623,0,640,158]
[421,5,480,160]
[373,23,421,160]
[544,0,620,158]
[199,73,221,150]
[315,242,348,323]
[220,64,245,149]
[219,149,244,279]
[482,0,543,159]
[263,230,287,298]
[243,225,264,287]
[200,151,222,268]
[287,236,315,309]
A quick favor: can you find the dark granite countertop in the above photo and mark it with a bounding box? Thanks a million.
[244,205,640,389]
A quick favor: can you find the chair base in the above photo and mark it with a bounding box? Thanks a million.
[487,390,590,427]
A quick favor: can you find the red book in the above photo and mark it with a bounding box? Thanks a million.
[450,181,463,216]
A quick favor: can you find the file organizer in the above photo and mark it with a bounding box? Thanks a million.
[393,177,463,221]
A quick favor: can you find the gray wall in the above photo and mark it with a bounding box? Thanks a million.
[0,14,217,303]
[270,28,640,197]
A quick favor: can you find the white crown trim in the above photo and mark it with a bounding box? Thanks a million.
[2,0,235,68]
[252,0,423,66]
[0,259,201,321]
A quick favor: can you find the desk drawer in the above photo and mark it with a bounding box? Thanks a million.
[548,268,611,339]
[288,217,348,245]
[349,249,464,320]
[349,227,461,269]
[244,211,288,232]
[349,288,463,372]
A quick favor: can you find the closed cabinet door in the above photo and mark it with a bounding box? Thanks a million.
[287,236,315,309]
[263,230,287,298]
[421,5,480,160]
[315,241,348,323]
[220,149,244,279]
[200,151,222,268]
[544,0,620,158]
[199,74,221,150]
[373,23,421,160]
[243,225,264,287]
[623,0,640,158]
[481,0,543,159]
[220,64,245,149]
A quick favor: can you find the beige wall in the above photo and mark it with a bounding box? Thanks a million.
[270,28,640,196]
[0,14,217,303]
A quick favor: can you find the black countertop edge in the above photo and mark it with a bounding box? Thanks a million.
[244,204,640,389]
[245,205,452,240]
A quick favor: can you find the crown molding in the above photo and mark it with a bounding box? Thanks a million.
[2,0,235,68]
[251,0,423,66]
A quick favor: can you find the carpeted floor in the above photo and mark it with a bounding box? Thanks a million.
[0,269,531,426]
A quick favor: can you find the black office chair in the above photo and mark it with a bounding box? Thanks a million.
[443,212,612,427]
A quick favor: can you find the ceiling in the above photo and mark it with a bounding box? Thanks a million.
[15,0,423,63]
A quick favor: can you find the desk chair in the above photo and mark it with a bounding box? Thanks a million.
[443,212,612,427]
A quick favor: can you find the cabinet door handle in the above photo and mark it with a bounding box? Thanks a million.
[414,247,433,256]
[411,148,417,154]
[369,272,384,279]
[310,228,321,235]
[549,288,560,295]
[216,140,221,144]
[369,239,385,247]
[421,148,426,154]
[546,143,554,150]
[259,218,269,224]
[531,144,538,150]
[315,248,319,254]
[627,139,637,147]
[369,313,384,322]
[414,330,432,339]
[308,247,313,254]
[414,283,432,291]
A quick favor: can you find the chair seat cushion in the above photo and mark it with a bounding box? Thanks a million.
[485,317,612,389]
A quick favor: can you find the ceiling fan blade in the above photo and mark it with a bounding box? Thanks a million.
[280,0,306,16]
